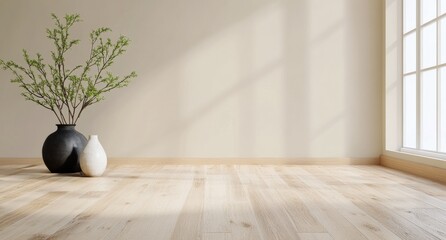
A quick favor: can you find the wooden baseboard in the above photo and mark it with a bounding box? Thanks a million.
[0,157,379,165]
[380,154,446,183]
[108,157,379,165]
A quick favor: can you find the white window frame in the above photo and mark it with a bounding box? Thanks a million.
[401,0,446,159]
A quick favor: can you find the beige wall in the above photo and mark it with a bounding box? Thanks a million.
[385,0,402,152]
[0,0,383,159]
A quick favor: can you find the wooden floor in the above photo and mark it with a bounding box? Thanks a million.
[1,164,446,240]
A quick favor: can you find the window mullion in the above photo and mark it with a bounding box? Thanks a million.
[404,28,417,36]
[416,0,421,149]
[438,71,442,151]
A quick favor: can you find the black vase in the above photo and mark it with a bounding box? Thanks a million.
[42,124,87,173]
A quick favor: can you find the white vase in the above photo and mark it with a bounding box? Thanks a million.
[80,135,107,177]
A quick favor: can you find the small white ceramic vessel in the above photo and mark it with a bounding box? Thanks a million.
[80,135,107,177]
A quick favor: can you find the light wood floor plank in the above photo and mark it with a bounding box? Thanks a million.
[0,164,445,240]
[0,191,66,231]
[237,166,301,239]
[226,165,263,240]
[395,208,446,239]
[45,166,152,239]
[170,167,206,240]
[335,184,442,240]
[0,187,107,239]
[293,187,368,240]
[203,165,230,234]
[247,187,302,240]
[298,233,334,240]
[297,168,403,240]
[112,165,196,240]
[267,167,327,233]
[284,166,408,240]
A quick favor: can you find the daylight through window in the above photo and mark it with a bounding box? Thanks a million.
[403,0,446,155]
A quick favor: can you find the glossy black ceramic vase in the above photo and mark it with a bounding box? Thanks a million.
[42,124,87,173]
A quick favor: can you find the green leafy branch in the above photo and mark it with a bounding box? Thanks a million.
[0,13,137,124]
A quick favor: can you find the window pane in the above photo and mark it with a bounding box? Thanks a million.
[404,0,417,33]
[421,22,437,69]
[404,32,417,73]
[421,69,437,151]
[441,18,446,64]
[404,74,417,148]
[422,0,437,24]
[441,0,446,15]
[441,68,446,152]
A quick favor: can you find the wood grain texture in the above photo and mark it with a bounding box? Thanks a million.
[0,163,445,240]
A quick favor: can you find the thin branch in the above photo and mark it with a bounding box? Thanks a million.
[1,13,136,124]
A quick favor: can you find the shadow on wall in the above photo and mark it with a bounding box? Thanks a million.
[86,0,316,157]
[0,0,382,158]
[343,0,383,157]
[102,0,315,157]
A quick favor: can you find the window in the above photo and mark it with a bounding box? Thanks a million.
[403,0,446,155]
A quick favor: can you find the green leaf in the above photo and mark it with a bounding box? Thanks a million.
[0,13,136,124]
